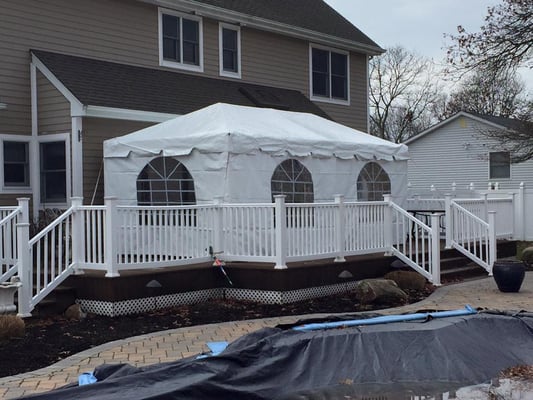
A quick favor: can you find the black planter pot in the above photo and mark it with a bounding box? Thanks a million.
[492,260,526,293]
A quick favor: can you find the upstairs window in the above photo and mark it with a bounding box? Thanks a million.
[271,159,314,203]
[489,151,510,180]
[159,8,203,72]
[219,23,241,78]
[3,141,29,187]
[310,45,349,104]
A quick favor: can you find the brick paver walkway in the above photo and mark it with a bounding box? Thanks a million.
[1,272,532,399]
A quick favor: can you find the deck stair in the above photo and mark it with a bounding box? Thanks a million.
[439,240,517,282]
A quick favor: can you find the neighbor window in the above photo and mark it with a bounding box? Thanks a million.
[137,157,196,206]
[489,151,510,179]
[310,45,349,103]
[40,141,66,203]
[271,159,314,203]
[159,8,203,71]
[357,162,391,201]
[3,141,29,187]
[219,23,241,78]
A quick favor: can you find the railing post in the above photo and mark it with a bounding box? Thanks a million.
[383,194,393,254]
[444,194,452,249]
[104,197,120,277]
[70,197,85,275]
[334,194,346,262]
[274,195,287,270]
[509,192,516,240]
[488,211,497,276]
[482,193,489,222]
[518,182,525,240]
[213,196,224,254]
[431,213,441,286]
[16,198,32,317]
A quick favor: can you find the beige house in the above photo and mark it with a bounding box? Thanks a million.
[0,0,384,218]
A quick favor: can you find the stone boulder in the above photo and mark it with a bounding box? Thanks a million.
[65,303,87,320]
[384,270,427,290]
[354,279,408,305]
[521,246,533,268]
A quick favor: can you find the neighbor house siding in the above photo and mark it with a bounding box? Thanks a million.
[407,116,533,192]
[82,118,155,204]
[37,71,71,134]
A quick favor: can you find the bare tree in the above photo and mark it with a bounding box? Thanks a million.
[446,0,532,77]
[440,69,529,119]
[369,46,441,143]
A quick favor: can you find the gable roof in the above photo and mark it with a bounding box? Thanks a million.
[404,111,524,145]
[32,50,330,120]
[142,0,384,55]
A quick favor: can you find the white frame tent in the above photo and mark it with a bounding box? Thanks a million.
[103,103,409,205]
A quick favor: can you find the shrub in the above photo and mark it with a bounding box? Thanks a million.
[0,315,25,341]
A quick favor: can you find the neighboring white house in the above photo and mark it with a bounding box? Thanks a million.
[406,112,533,194]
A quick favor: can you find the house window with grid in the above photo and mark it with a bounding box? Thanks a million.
[219,23,241,78]
[357,162,391,201]
[310,45,349,103]
[3,141,29,187]
[137,157,196,206]
[159,9,203,71]
[271,159,314,203]
[489,151,510,179]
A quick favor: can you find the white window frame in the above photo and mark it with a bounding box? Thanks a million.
[218,22,241,79]
[158,7,204,72]
[488,151,511,180]
[309,43,350,106]
[38,133,71,209]
[0,134,32,193]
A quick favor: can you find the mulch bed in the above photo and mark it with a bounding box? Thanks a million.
[0,286,434,378]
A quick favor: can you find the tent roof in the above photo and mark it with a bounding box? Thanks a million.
[104,103,408,161]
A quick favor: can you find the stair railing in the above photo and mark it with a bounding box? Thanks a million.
[0,202,23,283]
[446,199,496,275]
[17,201,79,316]
[384,195,441,285]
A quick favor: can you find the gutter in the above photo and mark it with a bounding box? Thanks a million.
[139,0,385,55]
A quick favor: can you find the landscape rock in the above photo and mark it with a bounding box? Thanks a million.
[0,315,25,340]
[521,246,533,268]
[384,270,427,290]
[65,303,87,320]
[354,279,408,305]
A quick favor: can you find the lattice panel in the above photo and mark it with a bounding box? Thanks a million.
[78,282,359,315]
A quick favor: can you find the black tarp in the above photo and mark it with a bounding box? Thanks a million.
[23,312,533,399]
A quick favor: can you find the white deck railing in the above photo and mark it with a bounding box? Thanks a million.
[15,186,526,316]
[0,205,22,283]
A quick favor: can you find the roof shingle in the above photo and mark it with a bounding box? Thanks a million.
[32,50,330,119]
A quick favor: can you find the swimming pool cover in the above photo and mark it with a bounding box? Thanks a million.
[23,311,533,399]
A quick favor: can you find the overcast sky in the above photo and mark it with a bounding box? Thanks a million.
[324,0,532,90]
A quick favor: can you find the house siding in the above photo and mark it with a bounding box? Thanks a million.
[37,71,71,134]
[407,116,533,193]
[1,0,367,134]
[82,118,155,204]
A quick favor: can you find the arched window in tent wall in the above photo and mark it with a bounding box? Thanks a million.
[271,159,314,203]
[357,162,391,201]
[137,157,196,205]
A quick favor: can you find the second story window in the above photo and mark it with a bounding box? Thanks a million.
[310,45,349,104]
[159,8,203,72]
[219,23,241,78]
